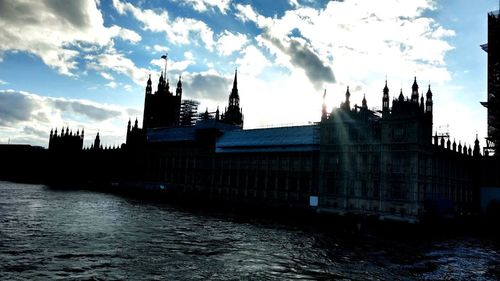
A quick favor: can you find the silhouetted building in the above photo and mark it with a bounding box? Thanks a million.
[48,127,83,152]
[319,78,478,222]
[143,74,182,129]
[481,9,500,154]
[27,66,497,223]
[221,70,243,127]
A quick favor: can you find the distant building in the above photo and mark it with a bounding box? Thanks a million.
[48,127,83,152]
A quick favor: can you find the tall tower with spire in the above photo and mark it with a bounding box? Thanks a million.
[142,55,183,129]
[222,69,243,127]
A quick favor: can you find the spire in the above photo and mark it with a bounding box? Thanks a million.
[322,89,328,119]
[426,84,433,113]
[362,93,367,109]
[176,75,182,97]
[398,89,404,102]
[233,68,238,90]
[216,106,220,120]
[412,76,418,91]
[411,77,419,103]
[473,134,481,156]
[343,86,351,110]
[420,93,425,111]
[382,80,390,113]
[134,118,138,129]
[229,69,239,107]
[128,119,131,131]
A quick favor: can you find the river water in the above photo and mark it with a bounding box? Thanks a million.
[1,181,500,280]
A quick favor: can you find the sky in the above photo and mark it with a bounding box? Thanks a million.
[0,0,498,148]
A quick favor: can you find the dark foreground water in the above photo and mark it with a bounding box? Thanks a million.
[1,181,500,280]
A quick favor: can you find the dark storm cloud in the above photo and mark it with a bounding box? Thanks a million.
[0,91,36,126]
[183,73,232,102]
[262,32,335,90]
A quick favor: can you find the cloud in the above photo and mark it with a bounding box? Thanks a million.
[261,32,335,89]
[0,90,37,126]
[216,30,249,56]
[183,72,232,102]
[0,0,142,75]
[100,72,114,80]
[0,89,137,147]
[112,0,215,51]
[105,81,118,88]
[87,48,150,86]
[153,44,169,53]
[176,0,231,14]
[22,126,48,139]
[234,0,454,97]
[235,45,270,76]
[0,79,7,85]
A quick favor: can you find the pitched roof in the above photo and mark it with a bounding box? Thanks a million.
[216,125,319,153]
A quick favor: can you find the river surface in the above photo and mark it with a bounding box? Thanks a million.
[1,181,500,280]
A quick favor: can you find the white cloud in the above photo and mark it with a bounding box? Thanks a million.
[112,0,215,51]
[100,72,114,80]
[178,0,231,14]
[0,0,142,76]
[0,79,7,85]
[87,48,150,86]
[235,45,270,76]
[153,44,169,53]
[216,30,249,56]
[150,56,195,74]
[105,81,118,88]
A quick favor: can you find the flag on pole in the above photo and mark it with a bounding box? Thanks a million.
[161,54,167,59]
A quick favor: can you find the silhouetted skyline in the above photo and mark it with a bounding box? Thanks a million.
[0,0,498,147]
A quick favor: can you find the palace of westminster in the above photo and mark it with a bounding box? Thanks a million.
[1,9,499,223]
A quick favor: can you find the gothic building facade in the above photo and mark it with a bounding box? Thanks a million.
[142,73,183,129]
[319,78,479,221]
[37,67,493,223]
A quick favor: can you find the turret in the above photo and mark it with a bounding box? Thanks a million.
[426,84,433,114]
[398,89,404,102]
[176,75,182,97]
[94,132,101,150]
[145,74,152,95]
[342,86,351,110]
[473,134,481,157]
[411,76,419,103]
[382,80,390,116]
[361,93,367,109]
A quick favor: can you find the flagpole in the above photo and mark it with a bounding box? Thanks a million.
[164,53,168,79]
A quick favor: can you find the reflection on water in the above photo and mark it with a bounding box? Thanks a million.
[1,181,500,280]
